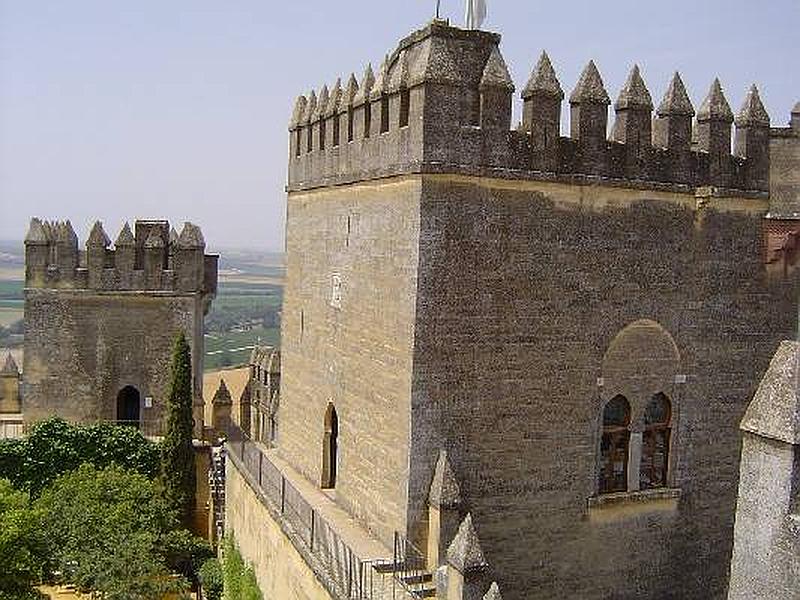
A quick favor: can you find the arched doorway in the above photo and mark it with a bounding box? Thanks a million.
[321,403,338,489]
[116,386,141,427]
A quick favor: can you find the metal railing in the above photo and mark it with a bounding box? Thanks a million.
[226,423,380,599]
[392,532,430,598]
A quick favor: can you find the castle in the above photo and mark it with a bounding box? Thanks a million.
[219,19,800,600]
[22,218,218,435]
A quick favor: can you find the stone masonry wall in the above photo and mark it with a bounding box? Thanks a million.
[407,175,797,600]
[279,178,422,546]
[23,289,203,426]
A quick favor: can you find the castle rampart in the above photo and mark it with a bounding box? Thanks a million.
[288,21,772,196]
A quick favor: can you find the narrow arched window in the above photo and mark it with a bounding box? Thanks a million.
[294,130,301,157]
[332,114,340,147]
[599,395,630,494]
[321,403,339,489]
[347,108,354,142]
[319,118,326,150]
[399,89,410,128]
[364,103,372,138]
[380,95,390,133]
[640,393,671,490]
[307,126,313,153]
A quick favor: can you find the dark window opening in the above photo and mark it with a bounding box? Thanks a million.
[364,103,372,138]
[319,119,326,150]
[380,95,390,133]
[599,395,630,494]
[332,115,340,147]
[399,89,410,128]
[640,393,672,490]
[321,403,339,488]
[346,215,351,247]
[300,309,305,342]
[347,108,354,142]
[295,130,301,157]
[307,126,313,153]
[464,88,480,126]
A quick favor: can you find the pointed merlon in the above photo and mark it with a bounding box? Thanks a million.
[483,582,503,600]
[169,227,179,246]
[446,513,489,574]
[354,63,375,105]
[522,51,563,100]
[0,353,19,376]
[87,221,111,248]
[569,60,610,105]
[736,84,770,127]
[370,56,390,99]
[343,74,359,106]
[480,46,515,91]
[615,65,653,111]
[697,78,733,122]
[429,450,463,509]
[115,222,135,247]
[178,222,205,249]
[389,49,410,92]
[289,95,308,129]
[213,379,233,405]
[657,72,695,117]
[311,85,328,123]
[57,220,78,245]
[302,90,317,125]
[144,228,165,249]
[25,218,49,245]
[326,78,342,116]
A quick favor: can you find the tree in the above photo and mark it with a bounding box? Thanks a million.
[0,417,160,498]
[161,331,197,526]
[35,464,188,599]
[0,479,48,599]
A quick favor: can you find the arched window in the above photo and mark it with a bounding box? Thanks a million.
[116,386,141,428]
[321,403,339,489]
[399,88,410,128]
[640,393,671,490]
[599,395,630,494]
[364,103,372,138]
[380,94,390,133]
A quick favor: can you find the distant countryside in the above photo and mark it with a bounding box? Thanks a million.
[0,241,284,372]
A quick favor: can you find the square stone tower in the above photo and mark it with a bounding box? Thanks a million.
[277,21,797,600]
[22,218,218,435]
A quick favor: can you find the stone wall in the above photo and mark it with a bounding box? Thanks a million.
[225,457,336,600]
[769,110,800,216]
[280,178,422,546]
[406,175,797,599]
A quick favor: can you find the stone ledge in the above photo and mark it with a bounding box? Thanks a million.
[587,487,682,510]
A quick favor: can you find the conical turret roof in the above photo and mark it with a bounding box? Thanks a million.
[697,78,733,122]
[446,513,489,573]
[302,90,317,124]
[289,95,308,129]
[343,74,359,105]
[370,57,390,100]
[657,72,695,117]
[615,65,653,110]
[115,222,135,247]
[0,353,19,376]
[569,60,610,105]
[736,84,770,127]
[480,47,514,91]
[429,450,462,509]
[87,221,111,248]
[213,379,232,405]
[177,222,205,249]
[326,79,342,116]
[353,64,375,106]
[522,51,563,100]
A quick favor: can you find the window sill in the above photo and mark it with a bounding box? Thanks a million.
[587,488,681,511]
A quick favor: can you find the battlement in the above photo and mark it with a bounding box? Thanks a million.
[24,218,219,296]
[287,20,780,195]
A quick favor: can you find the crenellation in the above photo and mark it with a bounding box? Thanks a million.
[287,21,775,195]
[734,85,771,190]
[24,218,215,294]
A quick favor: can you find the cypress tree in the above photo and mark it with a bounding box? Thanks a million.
[160,331,196,526]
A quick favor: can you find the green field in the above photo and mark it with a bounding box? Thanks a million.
[0,280,23,327]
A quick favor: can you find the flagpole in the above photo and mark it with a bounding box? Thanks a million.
[435,0,441,19]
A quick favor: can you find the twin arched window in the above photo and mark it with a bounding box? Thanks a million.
[599,393,672,494]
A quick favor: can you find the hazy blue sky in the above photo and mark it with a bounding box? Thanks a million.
[1,1,797,251]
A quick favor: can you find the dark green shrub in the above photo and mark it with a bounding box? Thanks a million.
[199,558,223,600]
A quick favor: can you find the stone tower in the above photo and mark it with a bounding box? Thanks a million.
[22,218,218,435]
[0,354,21,414]
[276,21,797,600]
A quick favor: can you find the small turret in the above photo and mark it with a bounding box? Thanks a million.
[354,64,375,140]
[326,78,343,147]
[289,95,307,158]
[696,78,734,185]
[86,221,111,288]
[522,51,563,171]
[570,60,611,174]
[211,378,233,433]
[0,353,20,414]
[56,220,79,283]
[315,85,329,150]
[24,218,51,287]
[734,85,770,191]
[652,72,694,182]
[175,222,206,292]
[479,46,514,165]
[303,90,317,153]
[440,513,490,600]
[343,74,359,143]
[612,65,653,176]
[114,222,135,287]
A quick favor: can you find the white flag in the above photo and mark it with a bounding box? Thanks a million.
[465,0,487,29]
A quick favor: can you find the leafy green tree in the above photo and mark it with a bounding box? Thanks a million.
[0,479,49,598]
[161,331,197,526]
[35,464,188,599]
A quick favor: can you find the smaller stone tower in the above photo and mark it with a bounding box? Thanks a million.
[727,341,800,599]
[0,354,21,414]
[22,218,218,436]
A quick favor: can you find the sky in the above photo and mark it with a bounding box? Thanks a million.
[0,1,798,251]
